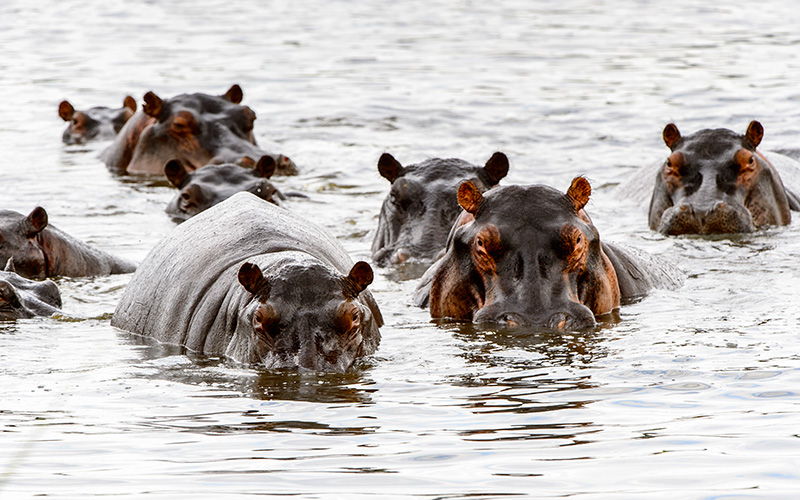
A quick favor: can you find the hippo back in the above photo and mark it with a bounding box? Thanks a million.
[112,192,382,353]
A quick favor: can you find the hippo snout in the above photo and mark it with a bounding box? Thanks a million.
[474,302,596,331]
[658,200,754,235]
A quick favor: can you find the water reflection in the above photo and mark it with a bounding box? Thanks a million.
[120,331,376,405]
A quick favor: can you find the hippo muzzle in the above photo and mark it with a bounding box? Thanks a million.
[658,200,755,235]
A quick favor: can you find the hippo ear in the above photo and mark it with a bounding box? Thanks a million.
[256,155,277,179]
[58,101,74,122]
[347,261,374,294]
[23,207,48,237]
[164,159,189,188]
[663,123,681,150]
[483,152,509,185]
[378,153,404,182]
[238,262,270,297]
[143,91,163,118]
[223,84,244,104]
[566,177,591,212]
[745,120,764,148]
[123,95,137,112]
[458,180,483,215]
[4,258,16,273]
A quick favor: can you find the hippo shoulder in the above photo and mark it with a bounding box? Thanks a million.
[762,151,800,211]
[602,242,685,301]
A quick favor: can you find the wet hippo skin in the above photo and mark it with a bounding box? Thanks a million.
[414,177,684,330]
[0,270,62,320]
[112,192,383,372]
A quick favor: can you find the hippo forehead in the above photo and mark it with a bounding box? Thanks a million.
[263,261,352,304]
[676,128,750,159]
[187,164,260,186]
[402,158,485,184]
[477,185,579,232]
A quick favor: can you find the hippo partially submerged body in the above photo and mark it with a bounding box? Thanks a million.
[102,84,297,177]
[648,121,800,235]
[414,178,683,330]
[371,152,509,268]
[0,270,62,320]
[59,96,137,145]
[0,207,136,279]
[164,155,284,221]
[112,192,383,372]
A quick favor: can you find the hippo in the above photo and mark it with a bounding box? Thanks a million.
[371,152,509,268]
[112,192,383,372]
[649,120,800,235]
[414,178,683,330]
[0,207,136,279]
[59,96,137,145]
[101,84,297,177]
[0,270,62,320]
[164,155,284,221]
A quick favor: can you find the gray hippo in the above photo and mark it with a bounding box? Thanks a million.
[371,152,509,268]
[164,155,284,221]
[112,192,383,372]
[414,178,683,330]
[0,207,136,279]
[0,270,62,320]
[101,84,297,176]
[59,96,137,145]
[648,121,800,235]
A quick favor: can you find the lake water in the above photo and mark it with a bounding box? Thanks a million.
[2,1,800,498]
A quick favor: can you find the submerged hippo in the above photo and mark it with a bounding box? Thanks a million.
[164,155,284,221]
[649,121,800,235]
[0,207,136,279]
[59,96,137,145]
[0,270,62,320]
[414,178,683,330]
[371,152,509,267]
[101,84,297,176]
[112,192,383,372]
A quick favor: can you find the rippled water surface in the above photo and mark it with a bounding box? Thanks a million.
[2,1,800,498]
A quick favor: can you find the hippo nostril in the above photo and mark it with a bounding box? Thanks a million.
[680,204,689,212]
[548,312,569,330]
[392,249,410,264]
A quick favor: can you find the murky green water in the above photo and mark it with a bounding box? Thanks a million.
[2,1,800,498]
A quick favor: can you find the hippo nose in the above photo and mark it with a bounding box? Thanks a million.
[547,310,596,331]
[391,248,411,264]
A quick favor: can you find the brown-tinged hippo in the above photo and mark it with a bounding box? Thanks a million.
[164,155,284,221]
[414,178,684,330]
[58,96,137,145]
[101,84,297,177]
[0,270,62,320]
[0,207,136,279]
[649,120,800,235]
[371,152,509,267]
[112,192,383,372]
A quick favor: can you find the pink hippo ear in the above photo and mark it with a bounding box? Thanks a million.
[745,120,763,148]
[123,95,137,112]
[238,262,270,297]
[222,84,244,104]
[347,261,374,294]
[483,152,509,186]
[142,91,164,118]
[255,155,277,179]
[457,180,483,215]
[164,159,189,188]
[566,177,591,212]
[58,101,75,122]
[23,207,48,237]
[663,123,681,150]
[377,153,404,183]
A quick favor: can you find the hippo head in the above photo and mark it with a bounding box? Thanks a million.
[230,259,379,372]
[164,155,281,221]
[58,96,136,145]
[106,85,296,176]
[371,152,509,267]
[649,120,791,235]
[0,271,62,321]
[0,208,49,279]
[428,178,620,331]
